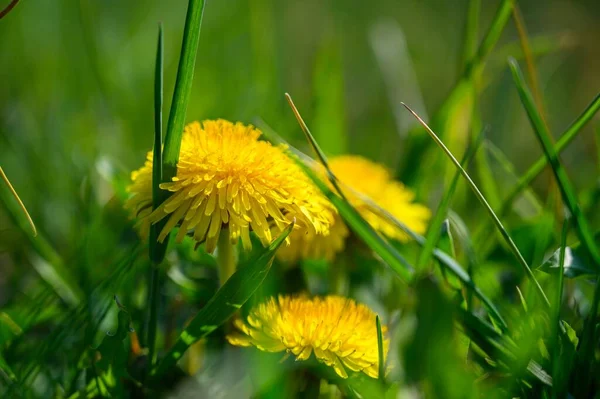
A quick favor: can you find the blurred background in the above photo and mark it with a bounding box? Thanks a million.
[0,0,600,395]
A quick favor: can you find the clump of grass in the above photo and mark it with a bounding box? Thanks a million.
[1,0,599,398]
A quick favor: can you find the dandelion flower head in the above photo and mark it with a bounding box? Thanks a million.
[125,119,335,252]
[227,295,388,379]
[277,154,430,262]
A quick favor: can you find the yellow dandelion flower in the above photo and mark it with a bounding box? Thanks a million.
[277,155,430,262]
[227,295,389,379]
[125,119,335,253]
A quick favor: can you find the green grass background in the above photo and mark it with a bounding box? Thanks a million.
[1,0,600,397]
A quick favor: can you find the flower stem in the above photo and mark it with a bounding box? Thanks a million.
[217,229,236,286]
[146,264,161,378]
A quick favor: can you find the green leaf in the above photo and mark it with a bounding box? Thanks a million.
[151,222,294,380]
[402,102,550,308]
[162,0,207,177]
[150,23,167,264]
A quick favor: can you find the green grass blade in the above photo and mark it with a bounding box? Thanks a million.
[415,129,482,272]
[276,102,506,328]
[297,161,413,282]
[150,24,166,263]
[376,315,385,383]
[0,166,36,237]
[146,25,165,378]
[401,102,550,308]
[284,94,414,281]
[509,59,600,396]
[0,182,83,306]
[151,221,294,380]
[461,0,480,69]
[499,93,600,217]
[508,59,600,270]
[464,0,513,78]
[162,0,206,178]
[396,0,513,182]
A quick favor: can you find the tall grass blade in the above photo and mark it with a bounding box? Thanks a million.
[146,25,165,379]
[509,59,600,396]
[162,0,206,178]
[499,93,600,218]
[277,101,506,328]
[150,24,166,264]
[415,130,482,272]
[296,161,413,282]
[508,59,600,270]
[401,102,550,308]
[151,221,294,380]
[285,94,414,281]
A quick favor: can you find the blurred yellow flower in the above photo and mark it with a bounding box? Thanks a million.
[227,295,388,379]
[125,119,334,252]
[278,155,430,262]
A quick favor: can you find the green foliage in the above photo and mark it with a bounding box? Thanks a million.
[1,0,600,398]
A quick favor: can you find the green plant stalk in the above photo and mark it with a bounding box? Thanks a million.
[217,229,236,286]
[146,267,161,371]
[146,25,164,378]
[402,102,551,308]
[508,60,600,270]
[150,24,166,264]
[162,0,206,178]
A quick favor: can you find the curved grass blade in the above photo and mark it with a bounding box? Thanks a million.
[280,98,506,328]
[415,129,482,272]
[151,221,294,380]
[296,161,413,282]
[285,94,414,282]
[0,166,36,237]
[508,59,600,271]
[162,0,206,178]
[401,102,550,308]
